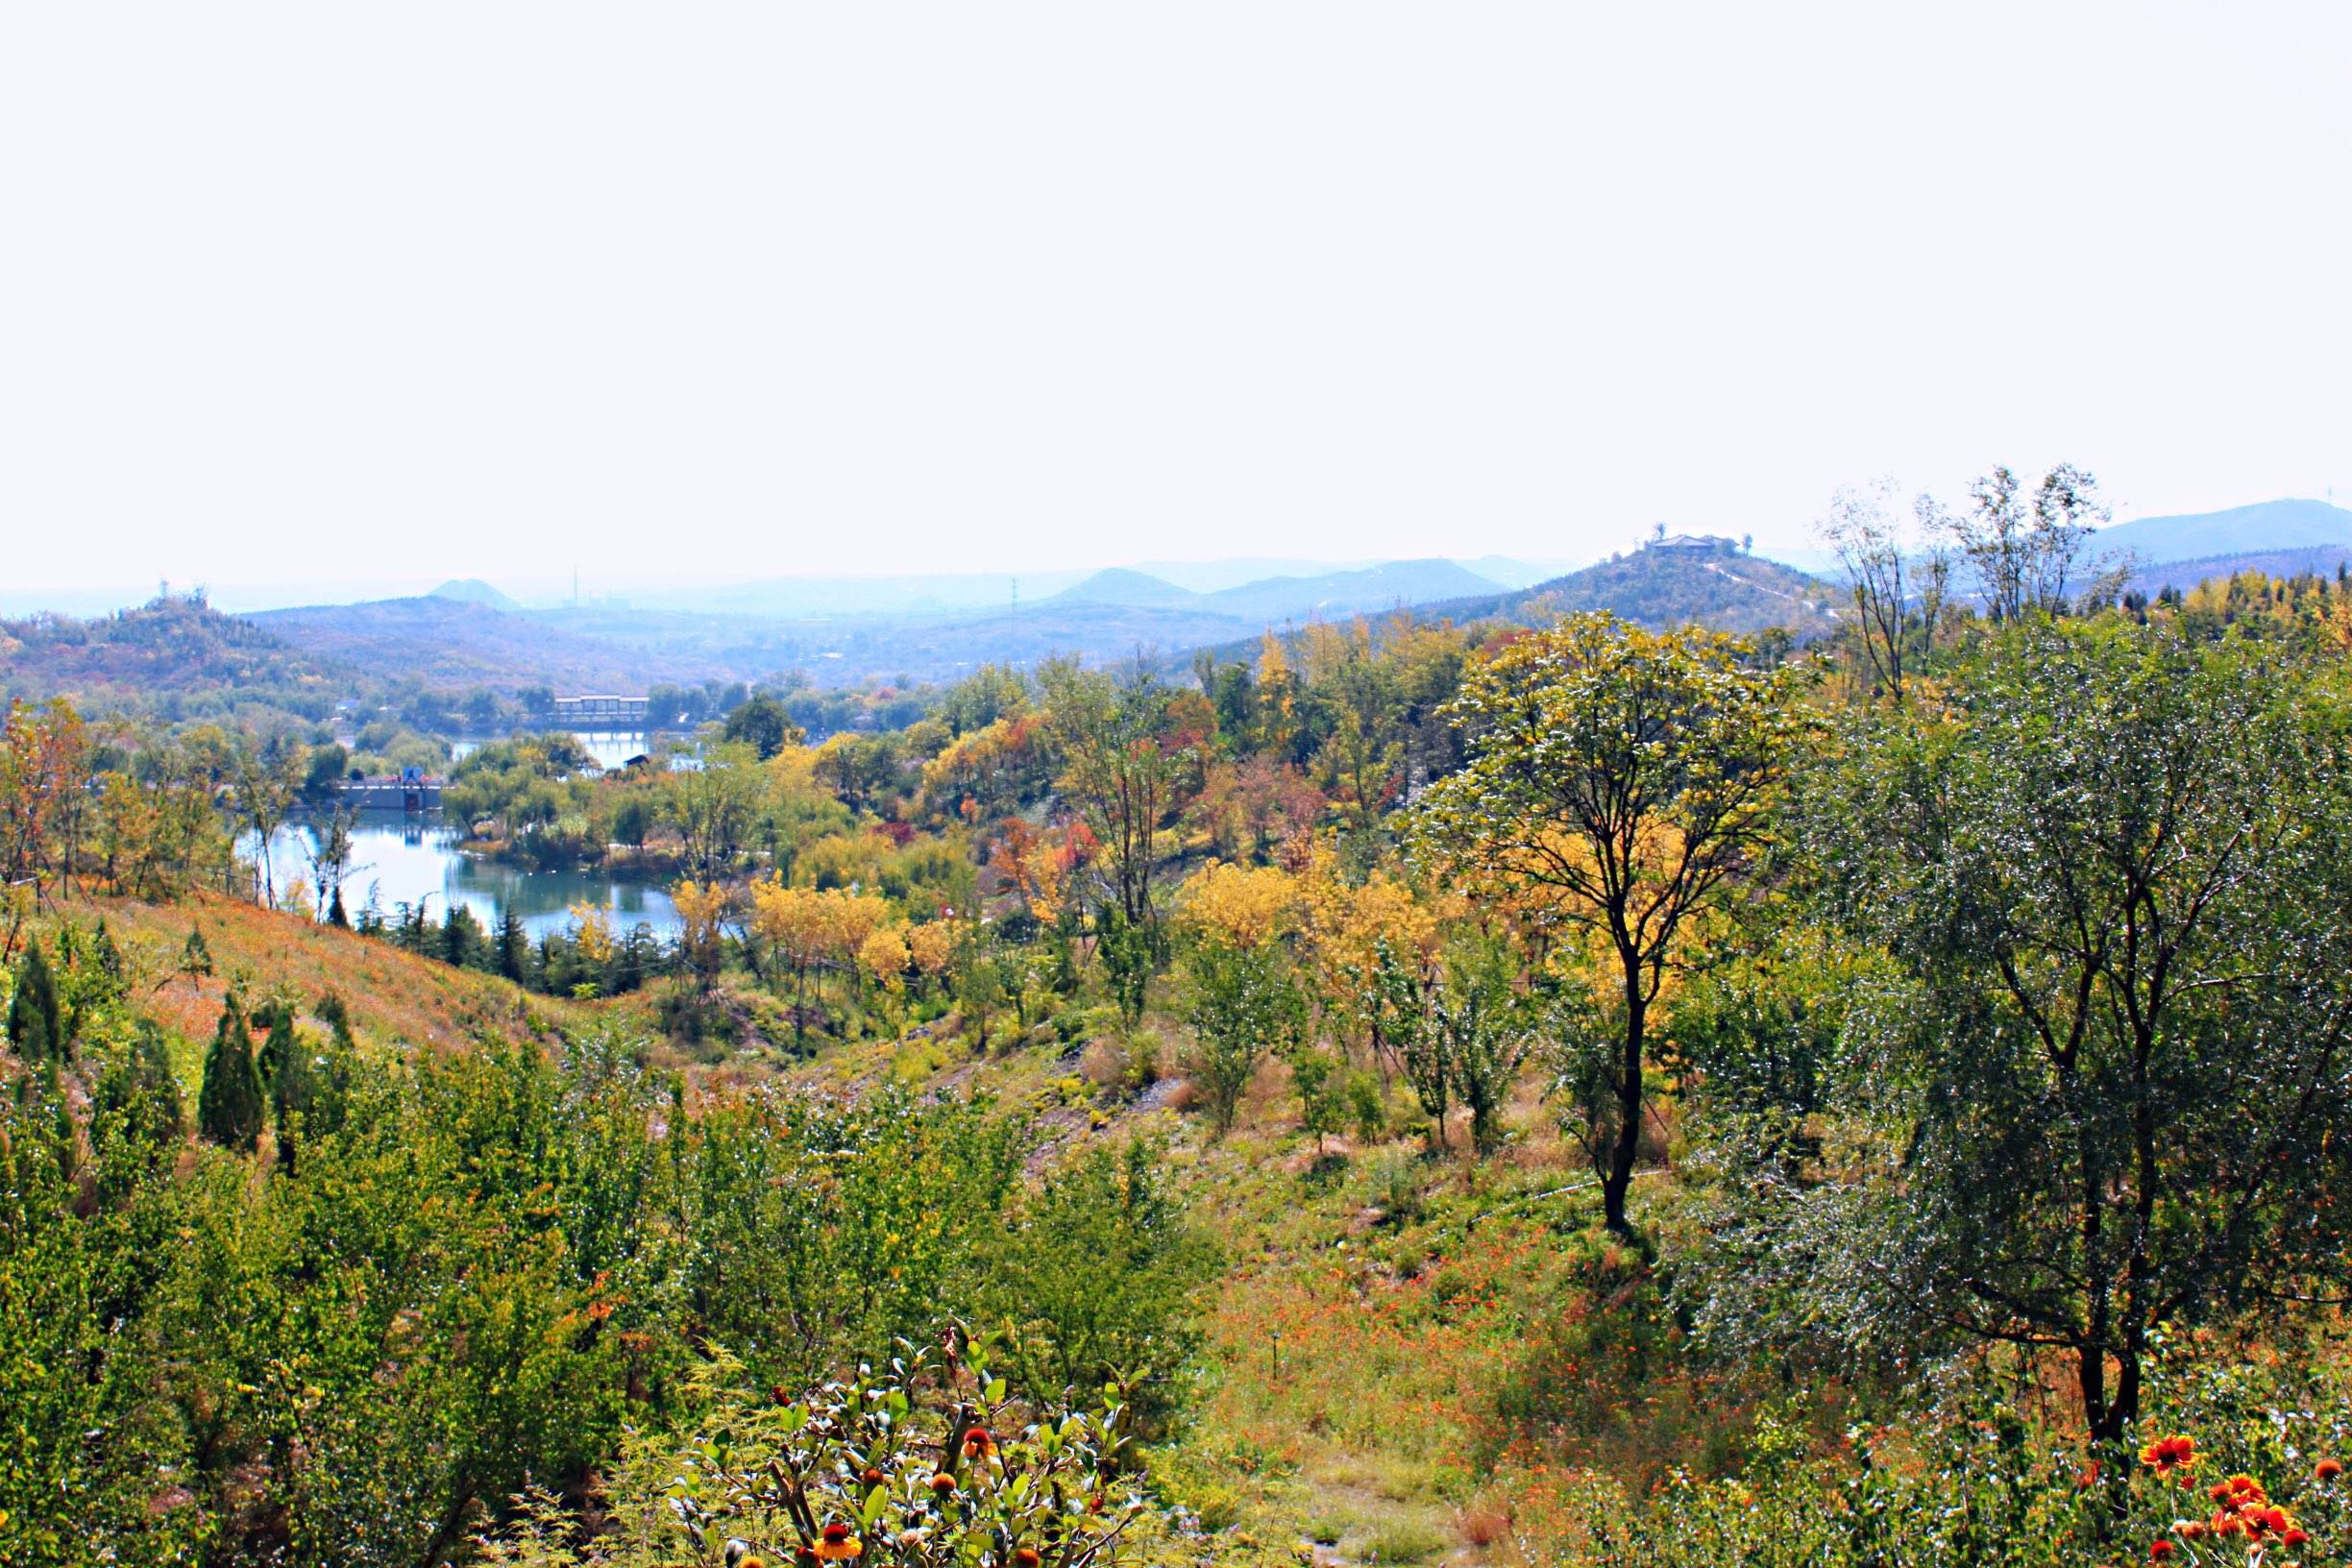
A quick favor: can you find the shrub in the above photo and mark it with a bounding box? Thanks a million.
[485,1339,1163,1568]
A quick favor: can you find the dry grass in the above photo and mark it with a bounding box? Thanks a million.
[82,892,595,1056]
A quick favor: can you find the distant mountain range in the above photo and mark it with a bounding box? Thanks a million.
[2094,498,2352,566]
[22,502,2345,709]
[1758,497,2352,582]
[1050,558,1507,621]
[241,556,1571,691]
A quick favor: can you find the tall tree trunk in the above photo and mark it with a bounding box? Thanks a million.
[1604,968,1645,1236]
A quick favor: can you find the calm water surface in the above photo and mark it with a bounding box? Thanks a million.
[251,812,680,941]
[449,730,654,771]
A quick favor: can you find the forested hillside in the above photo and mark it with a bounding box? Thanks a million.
[8,468,2352,1568]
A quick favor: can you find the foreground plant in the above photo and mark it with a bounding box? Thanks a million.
[489,1336,1158,1568]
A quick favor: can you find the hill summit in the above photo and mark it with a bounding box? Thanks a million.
[429,577,523,612]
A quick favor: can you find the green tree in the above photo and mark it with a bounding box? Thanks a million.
[6,941,62,1062]
[979,1138,1213,1427]
[720,692,805,759]
[1180,933,1304,1135]
[1414,613,1804,1233]
[1041,662,1191,934]
[1733,623,2352,1442]
[197,992,266,1153]
[494,909,530,981]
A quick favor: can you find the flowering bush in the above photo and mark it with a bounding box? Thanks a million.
[486,1336,1162,1568]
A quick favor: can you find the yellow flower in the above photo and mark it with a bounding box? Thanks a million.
[815,1523,863,1561]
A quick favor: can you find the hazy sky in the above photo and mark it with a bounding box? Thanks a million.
[4,2,2348,600]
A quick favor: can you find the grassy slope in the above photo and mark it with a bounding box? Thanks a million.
[758,1003,1720,1568]
[85,893,598,1074]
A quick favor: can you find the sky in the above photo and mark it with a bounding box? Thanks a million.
[3,1,2348,605]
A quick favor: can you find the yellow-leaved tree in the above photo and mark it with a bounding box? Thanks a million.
[1412,613,1807,1234]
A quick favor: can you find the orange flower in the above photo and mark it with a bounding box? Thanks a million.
[1012,1552,1042,1568]
[929,1472,957,1497]
[2242,1504,2293,1544]
[961,1426,998,1460]
[2318,1458,2345,1482]
[814,1523,862,1562]
[2140,1435,2196,1478]
[2147,1543,2174,1561]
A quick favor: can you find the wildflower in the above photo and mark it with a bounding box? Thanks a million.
[2284,1526,2310,1547]
[860,1467,885,1486]
[814,1523,863,1561]
[929,1472,958,1497]
[2242,1505,2293,1545]
[961,1426,998,1460]
[2148,1543,2174,1561]
[1013,1552,1042,1568]
[2175,1520,2209,1541]
[2141,1435,2196,1479]
[2317,1458,2345,1482]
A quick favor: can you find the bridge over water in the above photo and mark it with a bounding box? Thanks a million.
[339,772,443,811]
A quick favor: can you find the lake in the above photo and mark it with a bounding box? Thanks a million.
[249,811,682,942]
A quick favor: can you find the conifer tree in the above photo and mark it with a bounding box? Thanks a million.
[6,943,62,1063]
[251,995,310,1169]
[197,993,265,1153]
[495,910,529,983]
[130,1021,185,1143]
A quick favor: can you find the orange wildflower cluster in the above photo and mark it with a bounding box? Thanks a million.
[2168,1471,2305,1555]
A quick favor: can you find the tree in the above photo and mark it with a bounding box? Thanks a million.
[1435,940,1534,1156]
[1772,623,2352,1443]
[978,1138,1213,1427]
[494,909,530,982]
[665,742,765,877]
[1414,613,1804,1233]
[197,992,266,1153]
[1180,933,1304,1135]
[1041,662,1192,935]
[232,735,304,908]
[721,693,805,759]
[5,942,61,1062]
[304,802,361,924]
[252,994,312,1171]
[1934,462,2117,624]
[1820,478,1948,705]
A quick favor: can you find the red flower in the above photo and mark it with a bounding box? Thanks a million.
[929,1472,957,1496]
[2140,1435,2196,1477]
[2318,1458,2345,1481]
[2147,1543,2174,1561]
